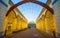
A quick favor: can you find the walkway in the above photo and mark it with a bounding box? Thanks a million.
[4,28,54,38]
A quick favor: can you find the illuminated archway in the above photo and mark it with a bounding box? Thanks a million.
[4,0,58,37]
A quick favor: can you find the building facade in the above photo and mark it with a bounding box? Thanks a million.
[51,0,60,38]
[0,0,9,37]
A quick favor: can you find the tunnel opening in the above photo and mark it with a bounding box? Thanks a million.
[2,0,58,38]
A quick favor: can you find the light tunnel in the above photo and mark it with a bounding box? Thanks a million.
[2,0,58,38]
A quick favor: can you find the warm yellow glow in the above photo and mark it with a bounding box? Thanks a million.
[3,10,28,35]
[36,10,58,37]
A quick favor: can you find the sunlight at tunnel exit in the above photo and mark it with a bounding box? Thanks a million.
[11,0,47,22]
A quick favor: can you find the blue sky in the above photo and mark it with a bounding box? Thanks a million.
[11,0,47,22]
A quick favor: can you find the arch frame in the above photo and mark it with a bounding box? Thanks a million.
[6,0,54,16]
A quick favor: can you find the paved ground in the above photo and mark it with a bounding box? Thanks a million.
[58,33,60,38]
[4,28,54,38]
